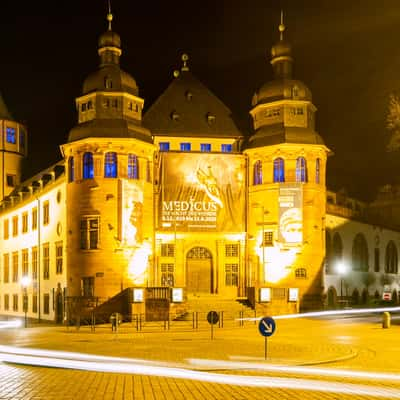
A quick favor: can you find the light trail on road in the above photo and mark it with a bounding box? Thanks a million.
[238,306,400,321]
[0,346,398,398]
[188,358,400,381]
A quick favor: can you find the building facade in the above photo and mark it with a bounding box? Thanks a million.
[1,14,400,323]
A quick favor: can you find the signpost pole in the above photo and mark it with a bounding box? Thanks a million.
[211,321,214,340]
[265,337,267,360]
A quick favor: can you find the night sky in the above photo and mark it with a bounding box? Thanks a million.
[1,0,400,201]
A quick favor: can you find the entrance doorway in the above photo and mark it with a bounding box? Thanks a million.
[186,247,213,293]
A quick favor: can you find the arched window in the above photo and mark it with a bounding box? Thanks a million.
[68,156,74,182]
[352,233,369,271]
[273,158,285,183]
[332,232,343,273]
[82,152,94,179]
[104,152,118,178]
[325,230,332,273]
[127,154,139,179]
[296,157,308,183]
[316,158,321,184]
[385,240,398,274]
[253,160,263,185]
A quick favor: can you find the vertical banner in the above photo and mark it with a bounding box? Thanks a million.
[120,180,151,285]
[278,184,303,246]
[158,153,245,232]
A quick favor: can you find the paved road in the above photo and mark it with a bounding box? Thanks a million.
[0,314,399,399]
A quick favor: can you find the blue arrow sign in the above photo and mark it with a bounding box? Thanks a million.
[258,316,276,337]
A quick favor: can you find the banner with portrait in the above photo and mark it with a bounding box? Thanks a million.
[278,184,303,246]
[158,152,245,232]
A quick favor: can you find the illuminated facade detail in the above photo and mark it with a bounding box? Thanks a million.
[68,157,74,182]
[83,152,94,179]
[253,160,263,185]
[316,158,321,184]
[127,154,139,179]
[4,14,400,323]
[296,157,308,183]
[273,157,285,182]
[104,152,117,178]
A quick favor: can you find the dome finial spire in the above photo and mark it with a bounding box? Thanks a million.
[181,53,189,71]
[107,0,113,31]
[279,10,286,41]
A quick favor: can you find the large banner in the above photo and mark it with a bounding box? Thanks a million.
[278,184,303,246]
[158,152,245,232]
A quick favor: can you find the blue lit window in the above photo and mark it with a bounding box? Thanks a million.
[221,144,232,153]
[68,157,74,182]
[296,157,308,183]
[6,127,15,144]
[201,143,211,152]
[128,154,139,179]
[273,157,285,182]
[316,158,321,184]
[180,142,191,151]
[82,152,94,179]
[159,142,170,152]
[253,160,263,185]
[104,152,118,178]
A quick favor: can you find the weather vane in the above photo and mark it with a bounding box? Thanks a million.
[107,0,113,31]
[279,10,286,41]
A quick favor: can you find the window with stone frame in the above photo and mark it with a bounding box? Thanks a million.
[3,219,9,240]
[80,216,100,250]
[3,254,9,283]
[43,294,50,314]
[32,246,38,280]
[12,294,18,311]
[43,243,50,280]
[12,252,18,282]
[161,263,174,286]
[12,215,18,237]
[225,264,239,286]
[22,212,28,233]
[161,243,175,257]
[43,201,50,226]
[4,294,9,311]
[22,249,28,276]
[56,241,63,274]
[225,244,239,257]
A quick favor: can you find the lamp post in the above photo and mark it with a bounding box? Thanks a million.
[336,262,347,307]
[21,275,31,328]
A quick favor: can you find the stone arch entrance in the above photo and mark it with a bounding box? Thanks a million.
[186,247,213,293]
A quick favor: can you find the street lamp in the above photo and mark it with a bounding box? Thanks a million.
[336,262,347,306]
[21,275,31,328]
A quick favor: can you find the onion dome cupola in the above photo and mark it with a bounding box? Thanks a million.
[143,54,243,140]
[0,92,27,200]
[67,10,151,143]
[247,14,324,149]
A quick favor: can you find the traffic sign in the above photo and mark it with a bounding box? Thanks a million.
[258,316,276,337]
[207,311,219,325]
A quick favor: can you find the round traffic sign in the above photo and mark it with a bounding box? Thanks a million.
[207,310,219,325]
[258,316,276,337]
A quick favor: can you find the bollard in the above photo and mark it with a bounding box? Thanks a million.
[382,311,391,329]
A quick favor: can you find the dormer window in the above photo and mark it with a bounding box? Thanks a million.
[104,77,113,89]
[170,111,180,121]
[292,85,299,98]
[81,103,87,112]
[87,100,93,110]
[206,113,216,125]
[185,90,193,101]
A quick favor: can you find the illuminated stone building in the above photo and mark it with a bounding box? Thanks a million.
[1,13,400,323]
